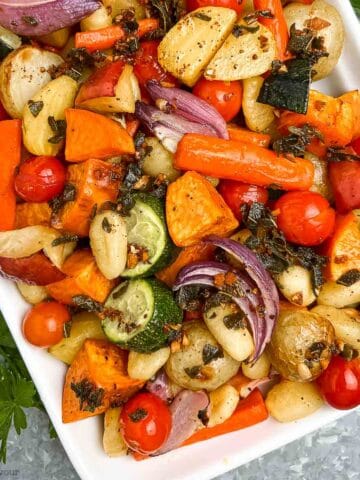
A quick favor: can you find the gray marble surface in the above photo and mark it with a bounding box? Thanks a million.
[3,407,360,480]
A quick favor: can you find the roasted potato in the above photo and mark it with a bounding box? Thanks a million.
[242,351,271,380]
[158,7,237,87]
[142,137,180,181]
[268,309,335,382]
[103,408,127,457]
[208,384,239,427]
[284,0,344,81]
[266,380,324,422]
[102,0,146,20]
[317,280,360,308]
[242,76,275,132]
[205,21,276,81]
[128,347,171,381]
[165,321,240,391]
[39,28,71,48]
[276,265,316,307]
[80,5,112,31]
[305,152,333,201]
[16,282,48,305]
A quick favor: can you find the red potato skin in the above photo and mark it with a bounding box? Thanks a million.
[0,253,65,286]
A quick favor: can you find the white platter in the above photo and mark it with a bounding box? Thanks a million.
[0,1,359,479]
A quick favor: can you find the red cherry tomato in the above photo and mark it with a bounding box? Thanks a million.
[120,392,172,454]
[218,181,269,221]
[193,78,242,122]
[15,156,66,202]
[23,301,70,347]
[351,137,360,155]
[329,160,360,213]
[317,356,360,410]
[275,191,336,246]
[134,41,177,88]
[187,0,244,15]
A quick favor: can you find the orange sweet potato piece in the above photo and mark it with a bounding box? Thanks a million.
[339,90,360,140]
[156,243,215,287]
[15,202,52,228]
[65,109,135,162]
[166,171,239,247]
[0,253,65,286]
[51,158,123,237]
[46,249,115,304]
[62,339,143,423]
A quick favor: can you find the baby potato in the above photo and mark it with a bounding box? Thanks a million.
[317,280,360,308]
[242,351,271,380]
[165,321,240,391]
[266,380,324,423]
[242,76,275,133]
[268,309,335,382]
[16,282,48,305]
[208,384,239,427]
[311,305,360,351]
[276,265,316,307]
[103,408,127,457]
[127,347,170,381]
[284,0,344,81]
[142,137,180,182]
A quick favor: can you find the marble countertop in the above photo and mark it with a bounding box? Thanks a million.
[3,408,360,480]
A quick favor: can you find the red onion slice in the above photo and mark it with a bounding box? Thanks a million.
[154,390,209,455]
[146,80,229,140]
[0,0,101,36]
[146,370,174,403]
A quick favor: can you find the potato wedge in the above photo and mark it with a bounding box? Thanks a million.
[142,137,180,181]
[16,282,48,305]
[0,46,62,119]
[80,5,112,31]
[242,351,271,380]
[22,75,78,156]
[48,312,106,364]
[317,280,360,308]
[128,348,170,381]
[205,21,276,81]
[158,7,237,87]
[103,408,127,457]
[284,0,344,81]
[276,265,316,307]
[242,76,275,132]
[208,384,239,427]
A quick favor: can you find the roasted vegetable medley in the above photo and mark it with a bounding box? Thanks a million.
[0,0,360,460]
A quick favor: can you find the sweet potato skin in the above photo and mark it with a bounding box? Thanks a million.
[62,339,143,423]
[0,253,65,286]
[166,171,238,247]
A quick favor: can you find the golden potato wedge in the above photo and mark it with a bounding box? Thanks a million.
[103,408,127,457]
[242,76,275,132]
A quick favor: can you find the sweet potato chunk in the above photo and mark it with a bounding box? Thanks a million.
[166,171,239,247]
[62,339,143,423]
[15,202,52,228]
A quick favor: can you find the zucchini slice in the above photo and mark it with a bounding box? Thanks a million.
[0,26,21,60]
[122,193,174,278]
[103,278,183,352]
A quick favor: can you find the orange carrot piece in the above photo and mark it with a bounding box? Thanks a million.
[228,125,271,148]
[166,171,239,247]
[174,134,314,191]
[156,243,215,287]
[183,389,268,446]
[62,339,143,423]
[51,159,123,236]
[15,202,52,228]
[46,249,115,304]
[0,120,22,231]
[65,109,135,162]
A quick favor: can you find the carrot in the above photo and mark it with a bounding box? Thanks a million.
[51,158,123,236]
[46,249,116,304]
[15,202,52,228]
[75,19,159,52]
[227,125,271,148]
[325,211,360,281]
[62,339,143,423]
[65,109,135,162]
[253,0,290,61]
[0,120,22,231]
[166,171,239,247]
[306,138,327,158]
[183,389,268,446]
[278,90,356,147]
[156,243,215,287]
[174,134,314,191]
[0,253,65,286]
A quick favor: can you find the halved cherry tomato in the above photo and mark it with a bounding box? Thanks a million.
[351,137,360,155]
[218,181,269,221]
[187,0,244,15]
[15,156,66,203]
[193,78,243,122]
[23,301,70,347]
[120,392,172,454]
[275,191,335,246]
[317,356,360,410]
[329,160,360,213]
[134,41,177,88]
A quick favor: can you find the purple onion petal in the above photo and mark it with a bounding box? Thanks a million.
[146,370,174,403]
[0,0,101,36]
[146,80,229,139]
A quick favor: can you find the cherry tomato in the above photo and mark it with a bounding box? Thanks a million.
[134,41,177,88]
[275,191,336,246]
[317,356,360,410]
[15,156,66,202]
[193,78,242,122]
[218,181,269,221]
[23,301,70,347]
[120,392,172,454]
[351,137,360,155]
[329,160,360,213]
[187,0,244,15]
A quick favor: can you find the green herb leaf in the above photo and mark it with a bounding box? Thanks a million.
[129,408,147,422]
[336,269,360,287]
[27,100,44,117]
[202,344,224,364]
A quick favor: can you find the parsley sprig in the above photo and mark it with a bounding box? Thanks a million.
[0,313,51,463]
